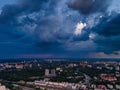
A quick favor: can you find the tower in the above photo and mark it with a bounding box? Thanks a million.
[51,69,56,77]
[45,69,49,76]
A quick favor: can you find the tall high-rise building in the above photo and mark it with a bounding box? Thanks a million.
[45,69,56,77]
[51,69,56,77]
[116,66,120,71]
[45,69,49,76]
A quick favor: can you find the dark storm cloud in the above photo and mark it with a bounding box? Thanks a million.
[91,14,120,54]
[0,0,120,58]
[0,0,49,24]
[93,35,120,54]
[68,0,110,14]
[0,0,55,41]
[95,14,120,36]
[0,0,67,56]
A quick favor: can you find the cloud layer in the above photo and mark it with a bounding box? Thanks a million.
[0,0,120,58]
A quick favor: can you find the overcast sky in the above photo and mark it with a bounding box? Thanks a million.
[0,0,17,8]
[0,0,120,59]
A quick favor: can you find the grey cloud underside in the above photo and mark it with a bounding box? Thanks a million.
[68,0,110,14]
[92,14,120,54]
[0,0,120,56]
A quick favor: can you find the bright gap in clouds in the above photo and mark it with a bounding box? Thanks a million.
[74,22,87,35]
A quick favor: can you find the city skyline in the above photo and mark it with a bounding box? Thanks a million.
[0,0,120,59]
